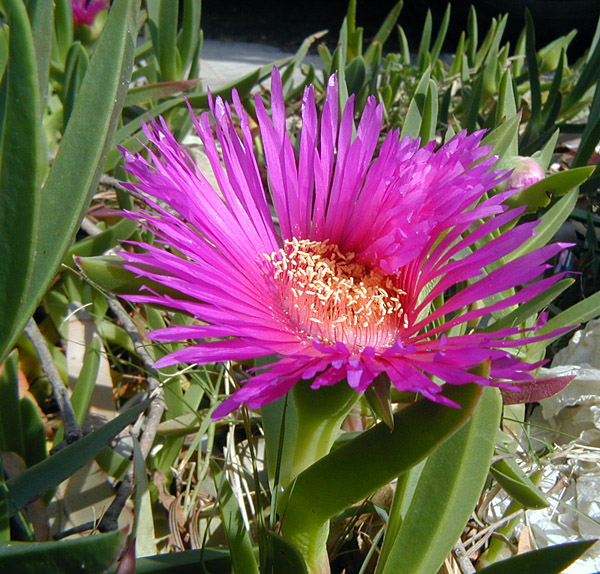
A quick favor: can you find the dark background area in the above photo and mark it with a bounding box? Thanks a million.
[202,0,600,59]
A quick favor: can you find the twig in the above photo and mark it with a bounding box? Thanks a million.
[80,217,102,237]
[95,296,166,532]
[24,318,81,444]
[453,541,476,574]
[100,174,145,202]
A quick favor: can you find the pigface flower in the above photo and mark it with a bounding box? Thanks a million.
[119,70,569,419]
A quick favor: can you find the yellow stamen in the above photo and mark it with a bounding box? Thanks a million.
[267,238,407,349]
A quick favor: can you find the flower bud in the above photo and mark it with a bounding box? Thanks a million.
[505,156,545,190]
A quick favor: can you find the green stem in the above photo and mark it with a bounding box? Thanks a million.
[285,380,360,487]
[271,380,360,573]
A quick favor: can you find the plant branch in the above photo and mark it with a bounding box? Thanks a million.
[24,318,81,444]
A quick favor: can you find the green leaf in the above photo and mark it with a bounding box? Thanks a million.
[477,540,597,574]
[540,51,564,133]
[562,12,600,113]
[19,397,47,468]
[463,70,484,131]
[1,0,139,364]
[419,79,438,144]
[76,255,197,305]
[507,187,579,262]
[429,4,451,63]
[466,5,478,67]
[527,289,600,360]
[124,79,200,107]
[0,529,126,574]
[0,0,43,364]
[401,67,431,140]
[25,0,53,110]
[156,0,180,80]
[533,128,559,170]
[266,531,307,574]
[378,388,501,574]
[107,548,232,573]
[572,80,600,168]
[51,0,73,66]
[490,458,548,509]
[0,351,24,457]
[5,399,150,515]
[416,9,432,73]
[538,31,576,74]
[449,31,465,77]
[482,113,520,162]
[364,1,402,66]
[65,218,139,264]
[211,460,260,574]
[62,41,89,128]
[345,56,366,98]
[281,384,483,543]
[480,279,574,333]
[496,69,517,124]
[177,0,202,74]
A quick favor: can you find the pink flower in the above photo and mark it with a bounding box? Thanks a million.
[72,0,108,26]
[119,70,570,419]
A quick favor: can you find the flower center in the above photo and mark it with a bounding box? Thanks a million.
[266,238,407,349]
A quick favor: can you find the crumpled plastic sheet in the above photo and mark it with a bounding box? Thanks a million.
[525,318,600,573]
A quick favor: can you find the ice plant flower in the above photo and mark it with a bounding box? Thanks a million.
[119,70,569,420]
[72,0,109,26]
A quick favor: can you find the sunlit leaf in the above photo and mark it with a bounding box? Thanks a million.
[377,388,501,574]
[490,458,548,509]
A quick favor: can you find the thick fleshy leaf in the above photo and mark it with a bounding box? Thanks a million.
[490,458,548,509]
[0,0,43,363]
[401,67,431,140]
[266,531,308,574]
[0,530,126,574]
[477,540,597,574]
[19,0,137,357]
[76,255,195,303]
[25,0,53,110]
[281,384,482,546]
[65,219,139,263]
[507,187,578,264]
[572,80,600,168]
[0,351,24,457]
[5,399,149,514]
[377,388,501,574]
[482,111,520,162]
[124,79,199,107]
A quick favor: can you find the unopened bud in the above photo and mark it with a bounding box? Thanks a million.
[505,157,545,190]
